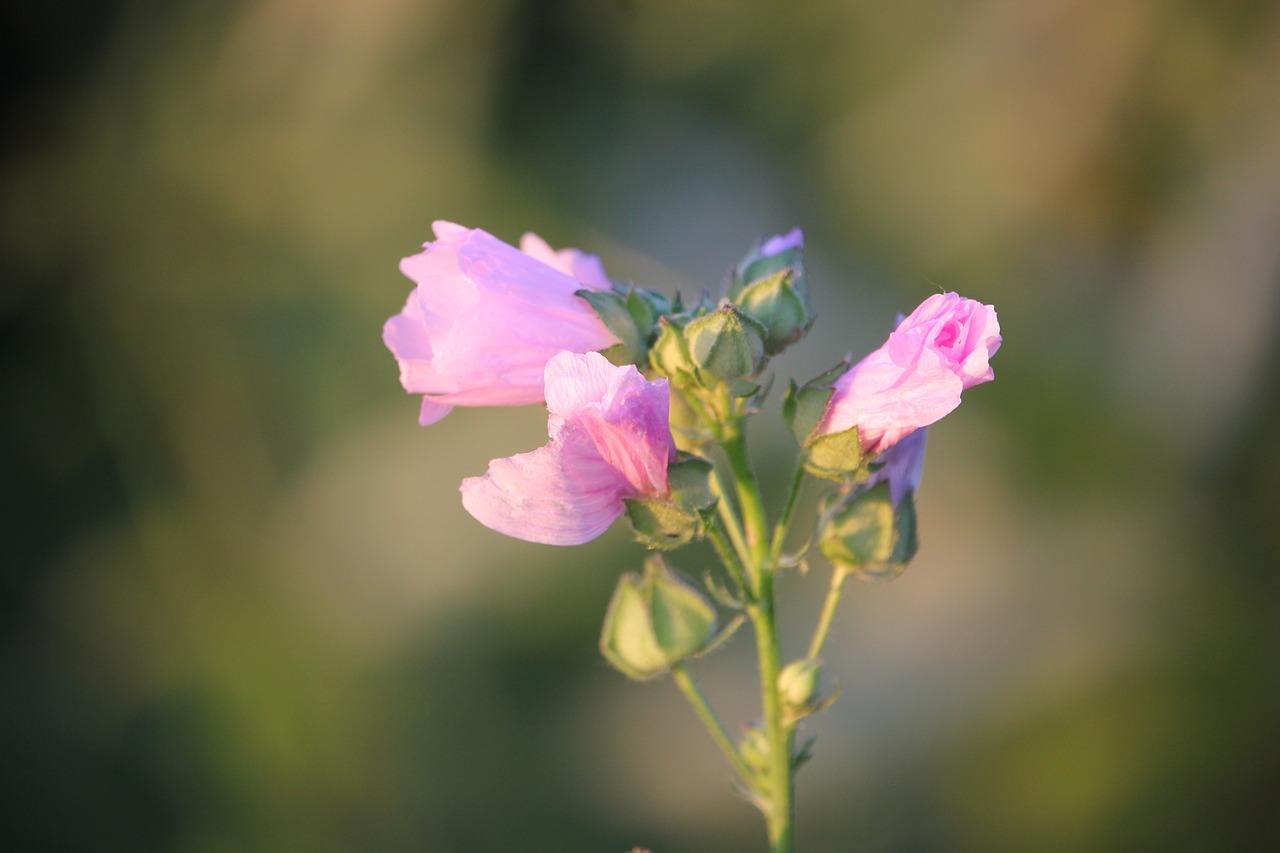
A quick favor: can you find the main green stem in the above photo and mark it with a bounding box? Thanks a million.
[722,427,795,853]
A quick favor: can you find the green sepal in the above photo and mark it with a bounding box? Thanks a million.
[803,425,864,480]
[782,357,851,445]
[577,289,645,365]
[599,555,718,681]
[792,735,817,771]
[625,287,656,334]
[624,498,700,550]
[667,453,717,516]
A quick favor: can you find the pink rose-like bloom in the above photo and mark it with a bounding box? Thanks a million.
[460,351,677,546]
[819,292,1001,454]
[382,221,619,426]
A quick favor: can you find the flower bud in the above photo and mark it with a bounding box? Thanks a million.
[600,555,718,680]
[778,659,823,716]
[730,228,806,300]
[684,304,767,385]
[649,318,697,387]
[818,482,918,582]
[734,270,812,355]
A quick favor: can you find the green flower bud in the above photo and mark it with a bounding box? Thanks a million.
[600,555,718,680]
[684,304,767,384]
[818,482,919,582]
[649,318,697,387]
[734,270,812,355]
[778,659,823,715]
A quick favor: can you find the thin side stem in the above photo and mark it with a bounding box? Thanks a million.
[707,518,752,601]
[768,459,808,566]
[806,565,850,661]
[671,664,754,786]
[721,430,770,570]
[711,467,753,574]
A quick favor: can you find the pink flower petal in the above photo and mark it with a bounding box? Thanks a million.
[460,427,628,546]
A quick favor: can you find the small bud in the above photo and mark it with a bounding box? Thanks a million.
[734,270,812,355]
[818,482,918,582]
[778,659,823,715]
[730,228,807,301]
[600,555,718,680]
[684,304,767,384]
[739,724,772,778]
[649,318,697,387]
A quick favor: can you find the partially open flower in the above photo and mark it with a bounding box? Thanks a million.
[817,292,1000,454]
[460,351,677,545]
[382,222,619,425]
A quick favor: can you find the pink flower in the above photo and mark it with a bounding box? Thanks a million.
[382,221,619,426]
[460,351,677,546]
[818,292,1001,454]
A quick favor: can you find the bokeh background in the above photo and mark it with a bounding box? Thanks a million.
[3,1,1279,851]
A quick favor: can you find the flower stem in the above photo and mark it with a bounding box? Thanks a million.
[721,423,796,853]
[671,664,754,785]
[749,574,795,853]
[806,565,850,661]
[712,467,754,576]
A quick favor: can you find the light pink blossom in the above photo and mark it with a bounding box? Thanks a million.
[382,221,619,425]
[818,292,1001,454]
[460,351,677,546]
[518,232,612,290]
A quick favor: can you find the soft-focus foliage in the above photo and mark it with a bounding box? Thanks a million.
[3,1,1278,851]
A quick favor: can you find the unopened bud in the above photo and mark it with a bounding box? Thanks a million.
[778,659,823,714]
[819,482,918,582]
[684,304,767,384]
[600,555,717,680]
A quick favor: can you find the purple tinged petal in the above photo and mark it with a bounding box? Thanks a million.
[760,227,804,256]
[418,398,453,426]
[866,427,928,506]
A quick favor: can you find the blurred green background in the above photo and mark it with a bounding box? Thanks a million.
[3,1,1278,851]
